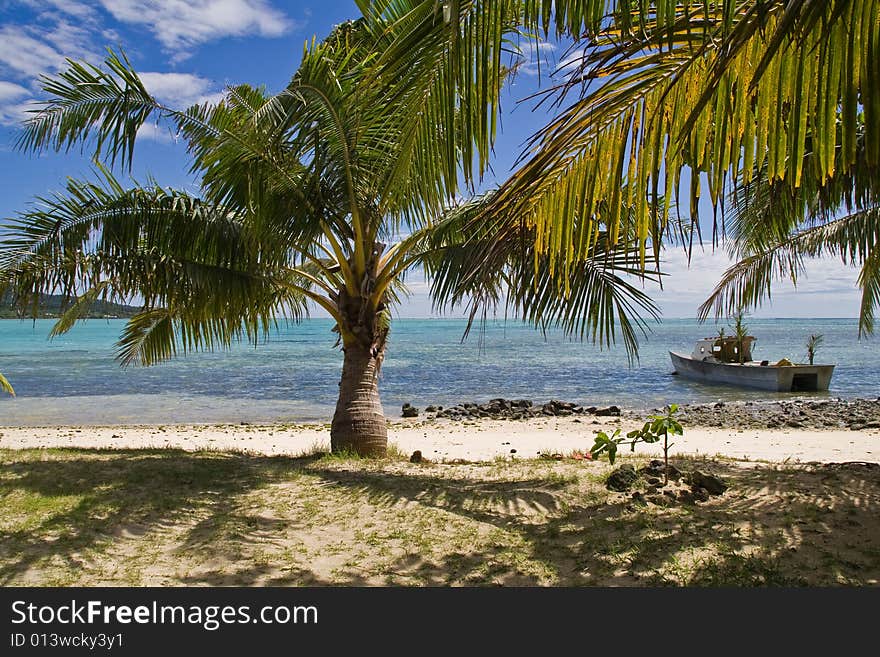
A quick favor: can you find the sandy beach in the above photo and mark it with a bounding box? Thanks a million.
[2,415,878,463]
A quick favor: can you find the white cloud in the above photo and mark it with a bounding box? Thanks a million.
[304,243,866,320]
[648,246,863,319]
[136,122,176,143]
[0,81,38,125]
[0,81,30,102]
[558,48,587,72]
[0,17,103,126]
[97,0,295,56]
[0,26,73,78]
[139,71,223,108]
[19,0,98,20]
[42,19,97,57]
[0,9,227,128]
[514,39,557,78]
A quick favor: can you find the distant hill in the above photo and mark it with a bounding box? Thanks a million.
[0,292,140,319]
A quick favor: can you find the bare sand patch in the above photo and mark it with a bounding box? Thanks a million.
[1,416,878,463]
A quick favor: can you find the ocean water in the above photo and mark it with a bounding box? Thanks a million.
[0,317,876,425]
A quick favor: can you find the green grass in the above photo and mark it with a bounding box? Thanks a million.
[0,448,878,586]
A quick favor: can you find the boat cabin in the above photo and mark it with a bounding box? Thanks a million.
[691,336,756,364]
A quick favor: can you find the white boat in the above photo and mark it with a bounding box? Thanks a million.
[670,336,835,392]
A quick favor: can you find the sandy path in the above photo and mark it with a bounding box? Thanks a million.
[1,415,878,463]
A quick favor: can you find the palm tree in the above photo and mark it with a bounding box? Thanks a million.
[806,334,824,365]
[730,311,749,364]
[0,8,658,448]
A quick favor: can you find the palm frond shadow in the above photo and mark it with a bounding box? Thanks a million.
[1,451,877,586]
[0,450,318,584]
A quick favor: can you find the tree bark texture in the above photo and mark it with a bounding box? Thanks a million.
[331,340,387,456]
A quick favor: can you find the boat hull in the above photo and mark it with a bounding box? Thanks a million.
[669,352,834,392]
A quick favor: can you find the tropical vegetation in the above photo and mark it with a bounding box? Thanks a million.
[2,0,878,439]
[806,333,825,365]
[0,4,657,452]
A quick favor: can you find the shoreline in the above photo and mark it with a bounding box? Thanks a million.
[1,411,878,464]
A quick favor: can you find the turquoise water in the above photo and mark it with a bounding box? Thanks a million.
[0,318,876,425]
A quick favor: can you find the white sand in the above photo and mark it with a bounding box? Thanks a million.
[1,415,878,463]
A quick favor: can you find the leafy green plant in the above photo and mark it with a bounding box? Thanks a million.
[590,404,684,484]
[805,334,824,365]
[589,429,625,465]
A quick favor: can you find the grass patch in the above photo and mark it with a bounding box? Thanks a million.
[0,448,878,586]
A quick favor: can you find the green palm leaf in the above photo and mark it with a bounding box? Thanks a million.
[425,193,661,361]
[699,208,880,335]
[0,372,13,397]
[483,0,879,286]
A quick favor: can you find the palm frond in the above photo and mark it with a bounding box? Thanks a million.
[18,49,158,170]
[857,249,880,336]
[0,372,14,396]
[116,309,176,367]
[425,193,661,361]
[483,0,879,280]
[0,170,319,365]
[48,281,112,338]
[698,207,880,325]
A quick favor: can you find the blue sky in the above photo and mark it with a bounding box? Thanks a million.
[0,0,865,320]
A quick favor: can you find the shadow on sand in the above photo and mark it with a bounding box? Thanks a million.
[1,448,878,586]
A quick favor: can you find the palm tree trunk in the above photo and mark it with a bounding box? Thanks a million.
[331,341,387,456]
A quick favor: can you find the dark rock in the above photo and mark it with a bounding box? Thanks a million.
[690,470,727,495]
[630,491,647,506]
[402,403,419,418]
[606,464,639,492]
[646,493,673,507]
[595,405,621,417]
[639,460,681,481]
[646,476,661,485]
[691,486,711,502]
[786,420,804,428]
[425,406,437,413]
[410,450,423,463]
